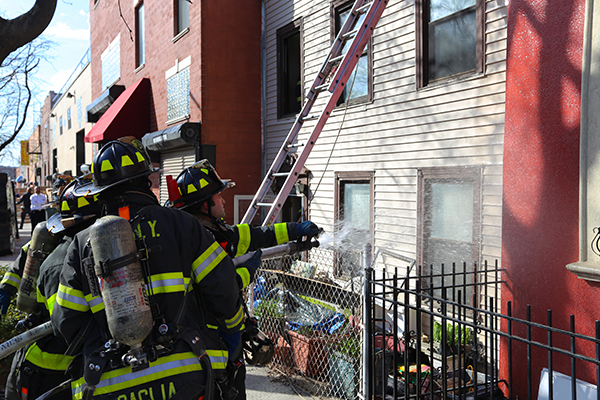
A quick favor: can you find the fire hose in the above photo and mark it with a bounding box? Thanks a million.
[0,237,321,360]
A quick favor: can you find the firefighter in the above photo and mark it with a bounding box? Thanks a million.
[171,160,320,400]
[5,175,103,400]
[51,137,254,400]
[0,177,75,316]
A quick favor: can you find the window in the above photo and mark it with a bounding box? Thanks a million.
[101,35,121,89]
[417,166,482,299]
[277,19,303,118]
[416,0,484,87]
[67,108,72,130]
[334,171,373,277]
[166,57,191,123]
[59,116,63,135]
[332,0,372,105]
[77,97,82,128]
[136,3,145,68]
[176,0,190,35]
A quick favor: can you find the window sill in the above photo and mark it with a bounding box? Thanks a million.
[566,261,600,282]
[172,27,190,44]
[134,63,145,74]
[166,115,190,126]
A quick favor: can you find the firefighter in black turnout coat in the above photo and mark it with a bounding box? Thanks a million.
[51,137,256,400]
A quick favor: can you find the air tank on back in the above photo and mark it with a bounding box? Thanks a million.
[89,215,153,348]
[17,222,62,313]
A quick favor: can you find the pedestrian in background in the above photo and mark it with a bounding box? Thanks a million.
[29,186,47,234]
[16,186,32,230]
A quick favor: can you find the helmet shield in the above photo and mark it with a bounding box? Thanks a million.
[173,159,234,210]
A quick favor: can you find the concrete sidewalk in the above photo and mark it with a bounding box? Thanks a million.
[246,365,309,400]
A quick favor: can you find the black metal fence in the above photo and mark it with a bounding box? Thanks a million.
[365,261,600,400]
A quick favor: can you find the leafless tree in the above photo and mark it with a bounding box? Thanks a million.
[0,39,52,157]
[0,0,57,67]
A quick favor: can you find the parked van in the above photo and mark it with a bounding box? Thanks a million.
[0,173,18,255]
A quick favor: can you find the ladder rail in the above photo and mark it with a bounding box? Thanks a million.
[241,0,388,225]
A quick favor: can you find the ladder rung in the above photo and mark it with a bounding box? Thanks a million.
[314,83,329,93]
[272,172,290,178]
[355,2,373,14]
[286,142,305,149]
[256,202,274,207]
[342,29,359,41]
[300,113,319,121]
[329,54,344,64]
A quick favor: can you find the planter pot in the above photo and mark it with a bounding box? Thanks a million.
[288,330,326,378]
[265,332,294,368]
[329,350,359,400]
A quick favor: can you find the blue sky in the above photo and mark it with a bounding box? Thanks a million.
[0,0,91,166]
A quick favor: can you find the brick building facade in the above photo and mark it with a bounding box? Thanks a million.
[87,0,262,219]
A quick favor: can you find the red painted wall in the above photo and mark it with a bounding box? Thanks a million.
[89,0,261,219]
[502,0,594,395]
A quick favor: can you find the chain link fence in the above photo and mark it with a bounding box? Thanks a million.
[246,247,365,399]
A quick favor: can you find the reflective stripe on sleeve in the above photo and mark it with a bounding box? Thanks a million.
[235,224,251,257]
[148,272,189,294]
[25,343,74,371]
[274,223,289,244]
[1,271,21,290]
[57,283,89,312]
[236,267,251,289]
[225,304,244,330]
[85,293,105,313]
[207,349,228,370]
[192,242,226,283]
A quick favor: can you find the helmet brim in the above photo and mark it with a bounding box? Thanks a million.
[73,167,159,197]
[175,179,234,210]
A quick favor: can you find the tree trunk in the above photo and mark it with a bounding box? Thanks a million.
[0,0,58,66]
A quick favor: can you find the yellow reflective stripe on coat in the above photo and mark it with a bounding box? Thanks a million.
[225,304,244,330]
[71,352,202,400]
[207,349,228,370]
[236,267,251,289]
[148,272,189,294]
[274,223,289,244]
[235,224,251,257]
[25,343,74,371]
[85,293,105,313]
[56,283,89,312]
[36,287,49,311]
[1,271,21,290]
[192,242,226,283]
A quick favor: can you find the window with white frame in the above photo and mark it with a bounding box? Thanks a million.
[166,56,191,123]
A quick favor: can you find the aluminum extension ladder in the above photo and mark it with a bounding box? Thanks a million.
[241,0,388,226]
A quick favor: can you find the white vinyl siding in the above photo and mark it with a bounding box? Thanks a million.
[263,0,507,268]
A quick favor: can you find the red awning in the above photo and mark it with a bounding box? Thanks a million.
[85,78,151,143]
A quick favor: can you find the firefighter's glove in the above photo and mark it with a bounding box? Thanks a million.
[240,249,262,283]
[219,329,242,361]
[0,289,12,315]
[296,221,319,238]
